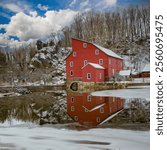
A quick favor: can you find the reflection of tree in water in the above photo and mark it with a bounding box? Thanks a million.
[0,92,70,125]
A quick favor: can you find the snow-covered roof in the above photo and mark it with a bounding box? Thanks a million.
[142,64,150,72]
[93,44,123,59]
[119,70,131,76]
[82,63,105,69]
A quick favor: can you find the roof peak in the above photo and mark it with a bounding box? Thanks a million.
[72,38,122,59]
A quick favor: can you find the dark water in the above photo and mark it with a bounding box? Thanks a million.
[0,90,150,128]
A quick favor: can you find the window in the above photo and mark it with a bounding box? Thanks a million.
[84,60,88,66]
[74,116,78,121]
[96,117,100,123]
[71,97,74,103]
[99,73,102,79]
[99,59,103,65]
[87,73,91,79]
[87,95,92,102]
[71,106,75,111]
[73,52,76,57]
[70,70,73,76]
[70,61,73,67]
[113,97,115,102]
[110,107,112,113]
[100,107,104,113]
[112,69,115,76]
[85,108,89,112]
[83,43,87,48]
[95,49,99,55]
[109,59,111,65]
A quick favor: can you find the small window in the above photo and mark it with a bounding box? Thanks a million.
[85,108,89,112]
[71,106,75,111]
[112,69,115,76]
[87,73,91,79]
[113,97,115,102]
[73,52,76,57]
[110,107,112,113]
[70,70,73,76]
[71,97,74,103]
[74,116,78,121]
[109,59,111,65]
[100,107,104,113]
[87,95,92,102]
[99,73,102,79]
[95,49,99,55]
[83,43,87,48]
[84,60,88,66]
[99,59,103,65]
[96,117,100,123]
[70,61,73,67]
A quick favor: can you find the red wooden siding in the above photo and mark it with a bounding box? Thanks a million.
[66,38,123,81]
[67,93,124,126]
[82,64,105,82]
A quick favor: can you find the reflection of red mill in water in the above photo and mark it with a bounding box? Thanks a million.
[67,93,125,126]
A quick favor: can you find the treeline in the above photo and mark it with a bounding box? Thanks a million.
[62,5,150,49]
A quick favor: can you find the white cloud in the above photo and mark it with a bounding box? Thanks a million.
[3,9,78,41]
[69,0,77,7]
[80,0,89,9]
[37,4,49,11]
[0,1,32,13]
[96,0,117,9]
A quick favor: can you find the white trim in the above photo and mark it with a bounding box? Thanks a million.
[71,97,74,103]
[73,51,76,57]
[71,106,75,111]
[100,107,104,113]
[70,61,73,67]
[95,49,99,55]
[99,73,102,79]
[84,60,88,66]
[99,59,103,65]
[87,95,92,102]
[70,70,73,76]
[83,43,87,48]
[87,73,91,79]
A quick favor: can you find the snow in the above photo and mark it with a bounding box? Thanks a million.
[93,43,123,59]
[142,64,150,72]
[91,86,150,100]
[119,70,131,76]
[0,125,149,150]
[82,63,105,69]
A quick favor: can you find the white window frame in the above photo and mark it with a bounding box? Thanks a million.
[95,49,99,55]
[99,73,102,79]
[100,107,104,113]
[112,69,115,76]
[71,97,74,103]
[87,73,91,79]
[84,60,88,66]
[71,106,75,111]
[83,43,87,48]
[70,61,73,67]
[110,107,112,113]
[85,108,89,112]
[96,117,100,123]
[73,51,76,57]
[74,116,78,121]
[70,70,73,76]
[99,59,103,65]
[87,95,92,102]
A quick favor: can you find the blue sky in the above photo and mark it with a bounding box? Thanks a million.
[0,0,149,48]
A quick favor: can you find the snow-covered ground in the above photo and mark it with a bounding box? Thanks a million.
[0,124,149,150]
[91,86,150,100]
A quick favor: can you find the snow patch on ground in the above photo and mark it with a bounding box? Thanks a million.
[0,126,149,150]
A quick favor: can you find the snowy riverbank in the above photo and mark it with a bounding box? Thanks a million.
[0,125,149,150]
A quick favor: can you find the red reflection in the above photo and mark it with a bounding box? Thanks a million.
[67,93,124,126]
